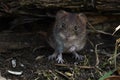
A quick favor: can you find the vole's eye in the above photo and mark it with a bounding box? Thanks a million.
[74,26,78,30]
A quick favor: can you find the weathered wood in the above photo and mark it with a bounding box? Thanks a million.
[96,0,120,11]
[87,15,120,25]
[0,0,120,15]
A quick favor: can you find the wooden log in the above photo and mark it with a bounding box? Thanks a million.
[96,0,120,11]
[87,15,120,25]
[0,0,120,15]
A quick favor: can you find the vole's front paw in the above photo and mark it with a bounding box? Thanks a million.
[48,53,57,60]
[73,52,84,60]
[56,54,64,63]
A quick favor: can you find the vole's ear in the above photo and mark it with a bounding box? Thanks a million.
[56,10,68,19]
[78,13,87,26]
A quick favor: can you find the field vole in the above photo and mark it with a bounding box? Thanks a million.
[48,10,87,63]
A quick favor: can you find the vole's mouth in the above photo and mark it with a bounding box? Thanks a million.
[68,36,76,40]
[59,33,76,40]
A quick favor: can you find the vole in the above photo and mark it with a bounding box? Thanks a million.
[47,10,87,63]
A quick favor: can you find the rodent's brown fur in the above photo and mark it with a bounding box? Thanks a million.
[48,10,87,63]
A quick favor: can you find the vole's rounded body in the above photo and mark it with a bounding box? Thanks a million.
[48,10,87,63]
